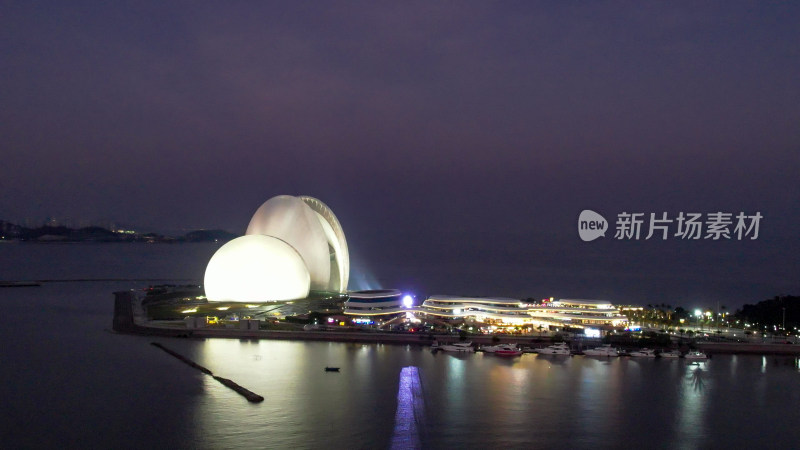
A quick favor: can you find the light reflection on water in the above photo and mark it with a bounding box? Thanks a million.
[2,243,800,449]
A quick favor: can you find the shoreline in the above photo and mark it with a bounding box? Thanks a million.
[112,291,800,355]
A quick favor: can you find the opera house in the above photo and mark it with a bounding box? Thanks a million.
[204,195,349,302]
[199,195,626,334]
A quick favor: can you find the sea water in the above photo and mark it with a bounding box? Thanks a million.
[1,243,798,449]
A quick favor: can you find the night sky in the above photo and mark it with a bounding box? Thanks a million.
[2,2,798,307]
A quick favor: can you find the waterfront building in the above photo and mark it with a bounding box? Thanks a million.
[416,295,627,332]
[418,295,530,324]
[204,195,349,302]
[525,298,628,329]
[344,289,407,317]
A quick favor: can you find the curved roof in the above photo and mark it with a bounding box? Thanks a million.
[243,195,349,293]
[204,235,310,302]
[300,196,349,292]
[349,289,402,299]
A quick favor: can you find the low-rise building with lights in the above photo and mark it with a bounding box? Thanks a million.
[525,298,628,329]
[344,289,410,317]
[415,295,627,332]
[418,295,531,324]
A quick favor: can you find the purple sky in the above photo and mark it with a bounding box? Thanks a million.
[2,2,798,307]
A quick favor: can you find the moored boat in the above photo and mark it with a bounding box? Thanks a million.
[534,342,571,355]
[684,350,708,360]
[629,348,657,357]
[490,344,523,357]
[438,341,475,353]
[481,344,503,353]
[583,344,620,357]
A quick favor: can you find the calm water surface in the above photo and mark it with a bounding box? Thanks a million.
[1,243,798,449]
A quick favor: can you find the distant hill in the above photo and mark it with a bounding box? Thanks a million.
[0,220,238,243]
[181,229,238,242]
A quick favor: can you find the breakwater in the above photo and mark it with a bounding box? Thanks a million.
[150,342,264,403]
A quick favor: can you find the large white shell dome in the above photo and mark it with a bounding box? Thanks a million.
[203,195,350,303]
[246,195,331,290]
[204,235,311,302]
[245,195,349,293]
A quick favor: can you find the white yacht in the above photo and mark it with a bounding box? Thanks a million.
[438,341,475,353]
[583,345,620,357]
[660,350,682,358]
[684,350,708,360]
[482,344,522,356]
[629,348,657,357]
[534,342,571,355]
[481,344,503,353]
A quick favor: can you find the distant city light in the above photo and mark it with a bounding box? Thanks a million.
[402,295,414,308]
[694,309,703,317]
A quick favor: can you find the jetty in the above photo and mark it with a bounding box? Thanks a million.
[150,342,264,403]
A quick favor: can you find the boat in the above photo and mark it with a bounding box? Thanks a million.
[324,367,340,372]
[629,348,657,357]
[483,344,522,356]
[684,350,708,360]
[482,343,517,353]
[438,341,475,353]
[660,350,682,358]
[583,345,620,357]
[533,342,571,355]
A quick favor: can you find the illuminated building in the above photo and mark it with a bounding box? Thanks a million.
[204,195,349,302]
[416,296,627,330]
[526,299,628,328]
[418,296,530,324]
[344,289,407,316]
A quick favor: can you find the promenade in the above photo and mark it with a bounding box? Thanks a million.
[113,291,800,355]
